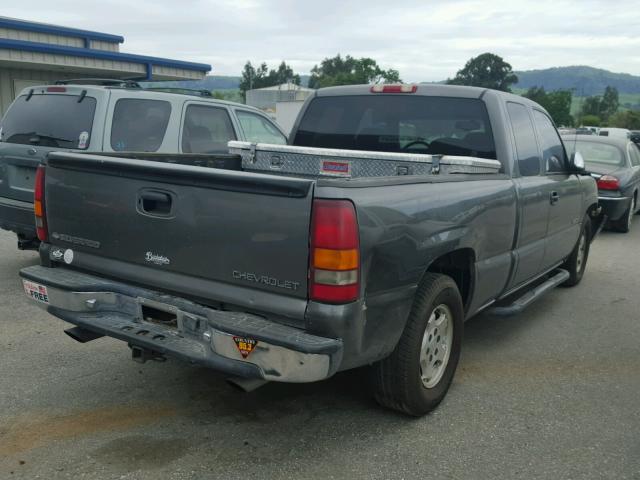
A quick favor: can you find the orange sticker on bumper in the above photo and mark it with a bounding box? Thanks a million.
[233,337,257,358]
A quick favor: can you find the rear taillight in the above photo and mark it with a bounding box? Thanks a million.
[597,175,620,191]
[309,199,360,304]
[370,84,417,93]
[34,165,47,242]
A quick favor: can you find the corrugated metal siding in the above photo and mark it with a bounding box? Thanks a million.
[246,88,314,110]
[152,65,205,80]
[0,50,206,81]
[0,48,146,74]
[0,27,83,48]
[0,27,119,52]
[89,40,119,52]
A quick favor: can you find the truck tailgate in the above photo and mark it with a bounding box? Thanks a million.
[44,152,315,310]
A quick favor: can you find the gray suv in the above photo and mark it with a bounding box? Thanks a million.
[0,82,287,248]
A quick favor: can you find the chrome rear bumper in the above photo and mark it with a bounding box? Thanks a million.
[20,265,342,383]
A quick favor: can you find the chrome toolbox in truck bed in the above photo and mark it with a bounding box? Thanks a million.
[228,141,502,178]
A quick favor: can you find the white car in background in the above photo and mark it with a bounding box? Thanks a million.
[599,127,631,139]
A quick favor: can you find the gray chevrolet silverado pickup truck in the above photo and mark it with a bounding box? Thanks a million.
[20,84,599,415]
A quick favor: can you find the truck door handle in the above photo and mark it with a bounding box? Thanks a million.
[550,191,560,205]
[139,191,172,215]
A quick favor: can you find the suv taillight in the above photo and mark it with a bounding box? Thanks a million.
[309,199,360,304]
[34,165,48,242]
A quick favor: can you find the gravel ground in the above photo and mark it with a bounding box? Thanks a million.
[0,226,639,480]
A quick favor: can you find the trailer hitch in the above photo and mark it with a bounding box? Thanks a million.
[130,345,166,364]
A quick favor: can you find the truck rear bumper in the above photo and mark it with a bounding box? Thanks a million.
[19,265,343,383]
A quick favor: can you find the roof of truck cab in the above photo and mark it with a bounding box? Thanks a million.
[314,83,547,108]
[315,84,487,98]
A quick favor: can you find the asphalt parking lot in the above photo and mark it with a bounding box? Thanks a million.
[1,226,639,480]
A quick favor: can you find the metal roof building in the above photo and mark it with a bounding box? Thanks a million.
[246,82,314,111]
[245,83,315,134]
[0,17,211,114]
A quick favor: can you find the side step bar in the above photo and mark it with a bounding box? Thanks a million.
[488,269,570,316]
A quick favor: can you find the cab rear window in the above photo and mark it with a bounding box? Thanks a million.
[0,94,96,149]
[294,95,496,159]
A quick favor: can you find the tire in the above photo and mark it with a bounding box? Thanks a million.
[370,273,464,416]
[561,215,591,287]
[613,196,635,233]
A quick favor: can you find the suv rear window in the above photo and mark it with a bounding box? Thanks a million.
[294,95,496,159]
[0,94,97,149]
[111,99,171,152]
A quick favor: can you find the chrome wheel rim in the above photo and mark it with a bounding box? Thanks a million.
[627,197,635,230]
[419,304,453,388]
[576,231,587,272]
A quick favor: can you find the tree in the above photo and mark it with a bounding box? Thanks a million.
[268,61,301,87]
[239,61,301,99]
[601,86,619,120]
[580,114,602,127]
[579,86,620,123]
[239,61,268,98]
[308,54,401,89]
[580,95,602,118]
[523,86,573,126]
[608,110,640,130]
[447,53,518,92]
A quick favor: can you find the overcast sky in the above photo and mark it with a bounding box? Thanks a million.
[5,0,640,81]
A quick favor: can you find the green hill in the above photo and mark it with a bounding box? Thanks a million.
[514,66,640,96]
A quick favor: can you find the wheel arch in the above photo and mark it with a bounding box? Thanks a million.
[424,248,475,314]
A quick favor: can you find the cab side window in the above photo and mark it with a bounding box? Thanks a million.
[532,110,567,174]
[236,111,286,144]
[507,102,540,176]
[182,105,236,153]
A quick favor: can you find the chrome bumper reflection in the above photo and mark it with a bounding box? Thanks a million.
[26,284,334,383]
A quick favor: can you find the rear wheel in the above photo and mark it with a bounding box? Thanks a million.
[561,216,591,287]
[370,273,463,416]
[613,196,635,233]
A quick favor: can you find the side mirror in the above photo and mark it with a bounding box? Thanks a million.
[571,151,586,172]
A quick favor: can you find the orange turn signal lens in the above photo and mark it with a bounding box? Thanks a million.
[313,248,359,271]
[34,200,43,217]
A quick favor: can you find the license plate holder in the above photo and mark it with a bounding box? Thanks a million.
[23,280,50,304]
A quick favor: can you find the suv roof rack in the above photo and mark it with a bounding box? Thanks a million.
[143,87,213,98]
[54,78,142,88]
